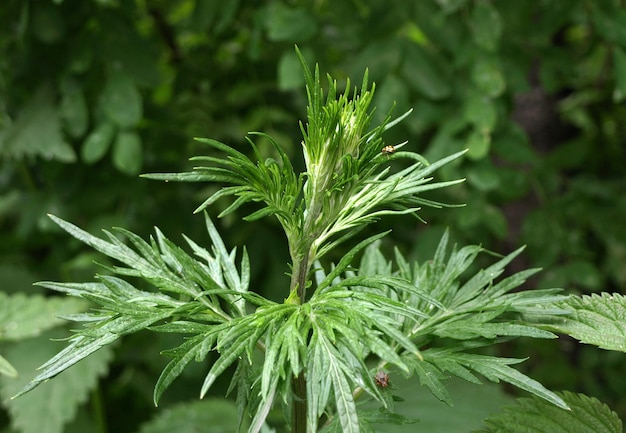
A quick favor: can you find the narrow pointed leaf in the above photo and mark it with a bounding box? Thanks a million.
[154,333,217,405]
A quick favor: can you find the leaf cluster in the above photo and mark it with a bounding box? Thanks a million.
[2,1,626,432]
[144,49,465,271]
[10,46,626,432]
[13,213,250,398]
[18,208,626,433]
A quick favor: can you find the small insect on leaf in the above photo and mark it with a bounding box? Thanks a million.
[381,145,396,156]
[374,370,390,388]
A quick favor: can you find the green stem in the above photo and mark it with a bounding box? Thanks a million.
[292,374,307,433]
[90,387,107,433]
[288,246,311,433]
[295,253,310,302]
[287,179,329,432]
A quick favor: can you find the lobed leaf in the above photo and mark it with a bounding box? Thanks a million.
[314,231,390,293]
[154,332,218,405]
[48,215,209,301]
[448,352,568,410]
[307,331,333,432]
[412,359,453,405]
[319,334,361,433]
[201,314,276,398]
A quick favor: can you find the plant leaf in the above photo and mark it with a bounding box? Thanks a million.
[1,332,113,433]
[0,86,76,162]
[320,334,360,433]
[14,311,169,398]
[153,332,217,405]
[473,392,622,433]
[201,318,270,398]
[452,353,569,410]
[0,354,17,377]
[544,293,626,352]
[412,359,452,405]
[315,231,390,293]
[0,292,88,341]
[136,398,249,433]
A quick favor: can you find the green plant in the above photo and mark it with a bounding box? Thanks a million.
[8,49,625,433]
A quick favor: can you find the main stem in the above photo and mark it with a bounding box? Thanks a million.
[289,183,325,433]
[289,246,311,433]
[292,374,307,433]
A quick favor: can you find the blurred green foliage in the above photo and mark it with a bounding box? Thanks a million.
[1,0,625,431]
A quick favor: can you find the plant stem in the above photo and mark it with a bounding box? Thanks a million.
[292,374,307,433]
[288,247,311,432]
[288,178,328,432]
[295,253,310,302]
[90,387,107,433]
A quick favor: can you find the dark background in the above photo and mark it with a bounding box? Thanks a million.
[1,1,625,432]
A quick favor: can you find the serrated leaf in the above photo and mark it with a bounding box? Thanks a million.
[0,332,113,433]
[0,86,76,162]
[49,215,134,262]
[0,293,88,341]
[225,360,250,430]
[204,214,248,303]
[547,293,626,352]
[15,312,167,398]
[136,398,248,433]
[249,382,278,433]
[435,320,556,340]
[451,245,524,306]
[426,352,482,385]
[473,392,622,433]
[46,215,204,299]
[23,213,255,401]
